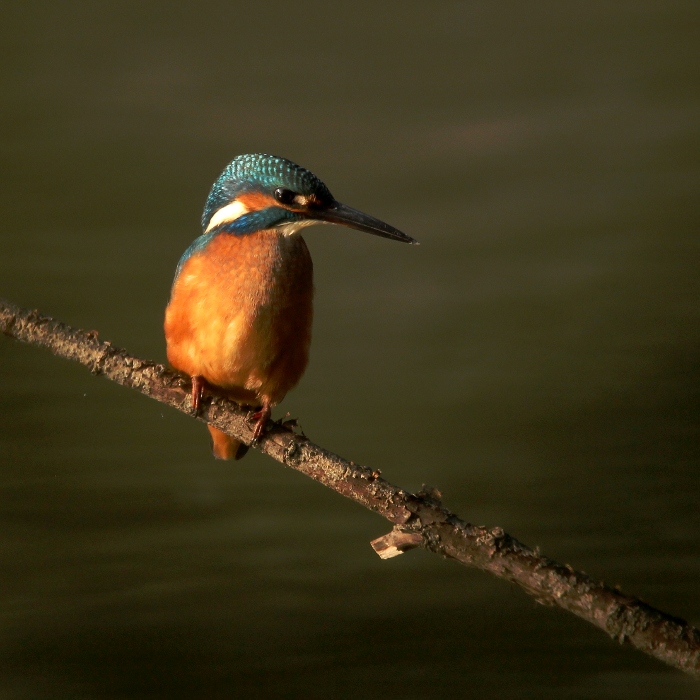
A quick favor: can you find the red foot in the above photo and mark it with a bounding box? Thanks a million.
[191,375,208,414]
[250,401,272,442]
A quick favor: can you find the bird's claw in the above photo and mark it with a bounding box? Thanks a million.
[191,375,207,415]
[249,403,272,443]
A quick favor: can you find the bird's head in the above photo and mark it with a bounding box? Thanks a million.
[201,154,417,244]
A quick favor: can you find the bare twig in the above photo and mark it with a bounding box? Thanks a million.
[1,297,698,677]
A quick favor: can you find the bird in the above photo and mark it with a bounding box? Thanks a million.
[164,154,417,460]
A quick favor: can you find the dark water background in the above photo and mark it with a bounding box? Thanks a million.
[1,2,699,698]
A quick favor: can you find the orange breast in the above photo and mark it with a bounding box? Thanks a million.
[164,230,313,407]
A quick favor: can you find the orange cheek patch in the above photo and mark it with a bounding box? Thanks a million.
[237,191,278,211]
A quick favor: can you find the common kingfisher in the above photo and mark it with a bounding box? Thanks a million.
[165,154,416,460]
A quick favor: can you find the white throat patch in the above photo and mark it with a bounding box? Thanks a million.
[276,218,317,237]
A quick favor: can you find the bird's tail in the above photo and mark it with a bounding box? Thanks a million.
[208,425,249,460]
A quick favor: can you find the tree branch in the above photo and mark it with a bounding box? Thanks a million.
[1,297,698,678]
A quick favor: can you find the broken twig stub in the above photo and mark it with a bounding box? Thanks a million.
[371,529,424,559]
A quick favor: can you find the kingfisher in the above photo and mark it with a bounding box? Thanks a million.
[165,154,416,460]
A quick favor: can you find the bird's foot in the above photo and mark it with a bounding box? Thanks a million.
[191,375,209,415]
[249,402,272,443]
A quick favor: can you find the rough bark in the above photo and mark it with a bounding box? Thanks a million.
[1,297,698,677]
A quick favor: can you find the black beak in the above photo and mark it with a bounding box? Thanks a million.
[311,201,418,244]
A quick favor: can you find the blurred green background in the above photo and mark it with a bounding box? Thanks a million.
[1,2,698,698]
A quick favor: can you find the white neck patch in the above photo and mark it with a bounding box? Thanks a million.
[276,218,317,237]
[205,199,249,233]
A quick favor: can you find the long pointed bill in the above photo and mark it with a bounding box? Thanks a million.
[312,201,418,244]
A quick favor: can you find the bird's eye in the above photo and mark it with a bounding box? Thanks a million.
[274,188,297,206]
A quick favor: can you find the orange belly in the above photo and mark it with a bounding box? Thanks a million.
[164,229,313,407]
